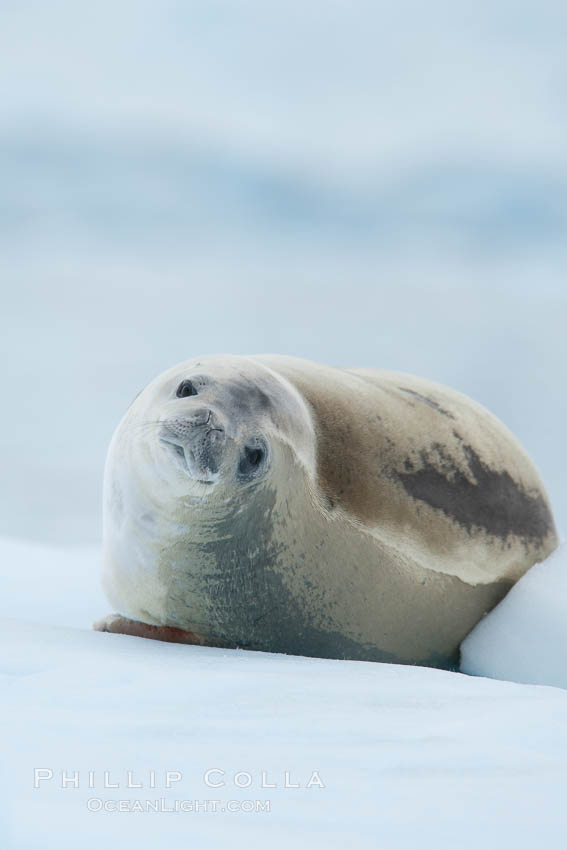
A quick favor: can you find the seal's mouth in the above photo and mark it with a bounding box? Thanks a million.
[160,437,216,484]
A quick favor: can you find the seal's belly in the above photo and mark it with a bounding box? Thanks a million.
[102,481,521,668]
[101,516,171,626]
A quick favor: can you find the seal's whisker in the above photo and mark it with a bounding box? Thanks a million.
[127,421,165,434]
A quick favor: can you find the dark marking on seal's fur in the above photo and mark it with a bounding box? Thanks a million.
[396,439,554,542]
[398,386,455,419]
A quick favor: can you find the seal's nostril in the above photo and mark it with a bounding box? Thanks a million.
[161,410,213,440]
[189,408,212,427]
[160,436,186,457]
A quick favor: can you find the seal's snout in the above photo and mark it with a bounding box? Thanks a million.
[159,409,227,482]
[164,407,220,433]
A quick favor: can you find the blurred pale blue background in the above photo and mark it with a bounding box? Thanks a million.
[1,1,566,542]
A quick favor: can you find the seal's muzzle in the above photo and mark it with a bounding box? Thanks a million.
[160,408,227,482]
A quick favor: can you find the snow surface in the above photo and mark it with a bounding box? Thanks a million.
[2,537,567,849]
[462,542,567,690]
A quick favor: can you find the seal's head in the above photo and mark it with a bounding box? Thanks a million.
[131,355,314,492]
[156,369,272,489]
[101,355,316,633]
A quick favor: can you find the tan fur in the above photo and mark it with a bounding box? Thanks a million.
[256,356,557,586]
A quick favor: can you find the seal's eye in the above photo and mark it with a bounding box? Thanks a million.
[238,444,266,478]
[246,447,264,467]
[176,380,198,398]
